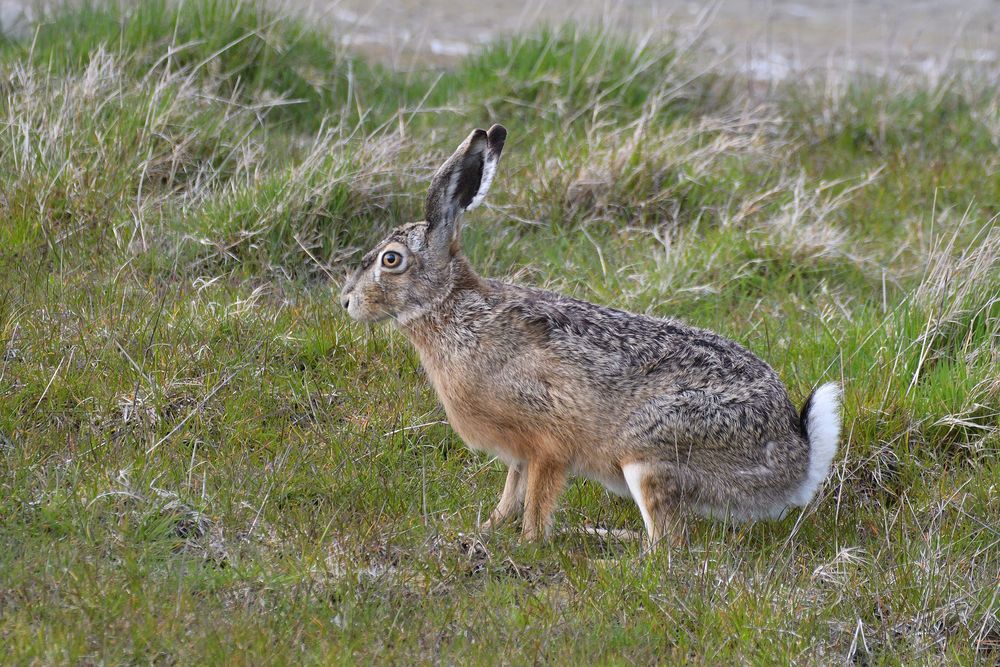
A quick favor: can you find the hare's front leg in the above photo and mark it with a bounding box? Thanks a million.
[481,462,526,532]
[521,459,567,542]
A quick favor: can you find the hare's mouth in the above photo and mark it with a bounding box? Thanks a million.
[343,298,391,324]
[341,294,368,322]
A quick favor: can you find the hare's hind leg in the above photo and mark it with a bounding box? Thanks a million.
[622,462,687,550]
[481,462,526,532]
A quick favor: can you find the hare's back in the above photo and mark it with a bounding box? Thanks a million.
[495,284,781,392]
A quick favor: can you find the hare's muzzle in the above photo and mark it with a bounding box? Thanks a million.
[340,274,358,315]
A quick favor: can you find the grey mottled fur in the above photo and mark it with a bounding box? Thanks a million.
[341,124,840,546]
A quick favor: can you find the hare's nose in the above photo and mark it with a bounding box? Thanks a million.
[341,296,351,310]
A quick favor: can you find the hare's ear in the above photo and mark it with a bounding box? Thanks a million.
[425,124,506,254]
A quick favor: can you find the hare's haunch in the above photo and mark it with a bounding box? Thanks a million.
[342,124,841,548]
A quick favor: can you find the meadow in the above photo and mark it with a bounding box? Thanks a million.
[0,1,997,663]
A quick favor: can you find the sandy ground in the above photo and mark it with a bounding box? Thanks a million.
[290,0,1000,77]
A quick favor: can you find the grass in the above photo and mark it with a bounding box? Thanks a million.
[1,0,998,663]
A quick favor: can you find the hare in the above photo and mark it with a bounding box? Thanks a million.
[341,124,841,547]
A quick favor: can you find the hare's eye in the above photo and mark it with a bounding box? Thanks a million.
[381,251,403,269]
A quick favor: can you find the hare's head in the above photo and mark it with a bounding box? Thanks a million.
[340,124,507,323]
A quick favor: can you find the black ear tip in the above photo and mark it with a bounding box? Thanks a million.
[487,124,507,148]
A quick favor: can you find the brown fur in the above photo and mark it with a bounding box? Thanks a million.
[341,124,841,548]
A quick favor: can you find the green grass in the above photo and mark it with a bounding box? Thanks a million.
[1,1,998,663]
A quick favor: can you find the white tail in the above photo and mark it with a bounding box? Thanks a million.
[789,382,841,506]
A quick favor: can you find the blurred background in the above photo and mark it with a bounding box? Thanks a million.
[3,0,998,76]
[290,0,1000,76]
